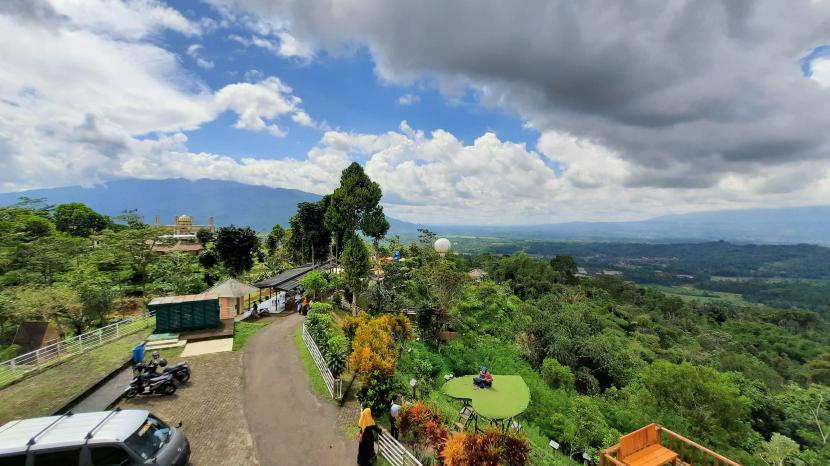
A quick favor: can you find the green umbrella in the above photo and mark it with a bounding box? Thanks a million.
[442,375,530,420]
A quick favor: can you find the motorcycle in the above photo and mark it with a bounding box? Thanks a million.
[123,365,177,398]
[144,355,191,384]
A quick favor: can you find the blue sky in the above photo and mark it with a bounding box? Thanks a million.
[1,1,829,224]
[160,0,538,161]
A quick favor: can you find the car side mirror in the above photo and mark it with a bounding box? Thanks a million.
[176,421,183,428]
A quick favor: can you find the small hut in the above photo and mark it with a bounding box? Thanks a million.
[12,322,60,353]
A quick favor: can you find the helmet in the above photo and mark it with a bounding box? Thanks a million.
[157,358,168,368]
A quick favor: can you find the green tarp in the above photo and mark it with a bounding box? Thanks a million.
[442,375,530,420]
[152,299,220,333]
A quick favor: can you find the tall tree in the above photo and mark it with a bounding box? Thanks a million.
[287,201,331,263]
[148,251,207,294]
[324,163,389,254]
[195,228,215,247]
[114,209,145,228]
[551,255,579,284]
[214,225,260,276]
[266,224,285,254]
[53,203,109,237]
[341,234,371,314]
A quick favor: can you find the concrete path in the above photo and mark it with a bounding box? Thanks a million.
[243,314,354,466]
[181,337,233,357]
[68,365,133,413]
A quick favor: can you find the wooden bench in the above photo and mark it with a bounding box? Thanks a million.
[618,424,678,466]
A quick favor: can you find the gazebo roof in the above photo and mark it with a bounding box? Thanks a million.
[204,278,259,297]
[442,375,530,420]
[253,260,335,291]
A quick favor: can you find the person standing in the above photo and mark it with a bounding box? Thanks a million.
[389,398,402,439]
[301,295,309,316]
[357,407,381,466]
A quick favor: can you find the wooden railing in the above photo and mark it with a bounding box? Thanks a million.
[599,424,741,466]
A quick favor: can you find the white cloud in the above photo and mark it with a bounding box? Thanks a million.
[0,0,316,192]
[186,44,215,69]
[50,0,201,39]
[291,110,314,127]
[109,122,830,224]
[229,31,314,59]
[398,94,420,105]
[214,77,305,137]
[811,57,830,86]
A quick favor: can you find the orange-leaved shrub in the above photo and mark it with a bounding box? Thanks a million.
[398,402,449,452]
[441,428,530,466]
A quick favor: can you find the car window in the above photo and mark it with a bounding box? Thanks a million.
[90,446,133,466]
[0,454,27,466]
[124,415,170,460]
[33,448,81,466]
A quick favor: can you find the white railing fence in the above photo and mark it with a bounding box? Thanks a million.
[0,314,154,388]
[301,323,342,400]
[378,432,423,466]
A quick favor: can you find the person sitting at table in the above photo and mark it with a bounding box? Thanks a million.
[473,366,493,388]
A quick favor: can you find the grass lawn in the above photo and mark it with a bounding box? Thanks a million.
[648,284,748,305]
[0,327,153,424]
[233,321,267,351]
[293,327,333,402]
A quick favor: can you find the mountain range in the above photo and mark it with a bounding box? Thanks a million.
[0,178,827,245]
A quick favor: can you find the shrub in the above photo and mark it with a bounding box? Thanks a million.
[440,428,530,466]
[0,344,22,361]
[398,402,449,452]
[309,302,333,314]
[356,373,404,415]
[541,357,575,391]
[325,334,349,378]
[306,312,332,344]
[342,311,371,343]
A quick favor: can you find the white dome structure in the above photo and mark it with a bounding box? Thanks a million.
[434,238,452,255]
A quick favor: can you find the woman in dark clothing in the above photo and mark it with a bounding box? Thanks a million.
[357,407,381,465]
[357,424,381,465]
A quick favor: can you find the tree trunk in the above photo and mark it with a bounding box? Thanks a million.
[352,293,357,316]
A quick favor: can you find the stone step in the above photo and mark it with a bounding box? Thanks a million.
[145,339,186,350]
[145,338,179,346]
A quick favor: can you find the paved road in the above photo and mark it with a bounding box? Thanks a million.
[69,365,133,413]
[243,314,354,466]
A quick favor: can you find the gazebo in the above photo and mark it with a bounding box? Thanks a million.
[442,374,530,432]
[205,278,260,320]
[253,260,336,313]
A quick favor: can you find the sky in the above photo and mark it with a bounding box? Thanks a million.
[1,0,830,224]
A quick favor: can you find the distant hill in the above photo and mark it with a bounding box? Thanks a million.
[0,178,423,233]
[0,179,827,244]
[436,205,830,245]
[0,179,323,231]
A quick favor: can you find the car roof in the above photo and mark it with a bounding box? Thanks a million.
[0,410,149,455]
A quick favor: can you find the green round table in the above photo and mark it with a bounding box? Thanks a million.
[441,375,530,420]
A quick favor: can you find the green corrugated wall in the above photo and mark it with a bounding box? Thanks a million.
[151,298,221,332]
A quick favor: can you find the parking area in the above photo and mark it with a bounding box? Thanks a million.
[119,351,259,466]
